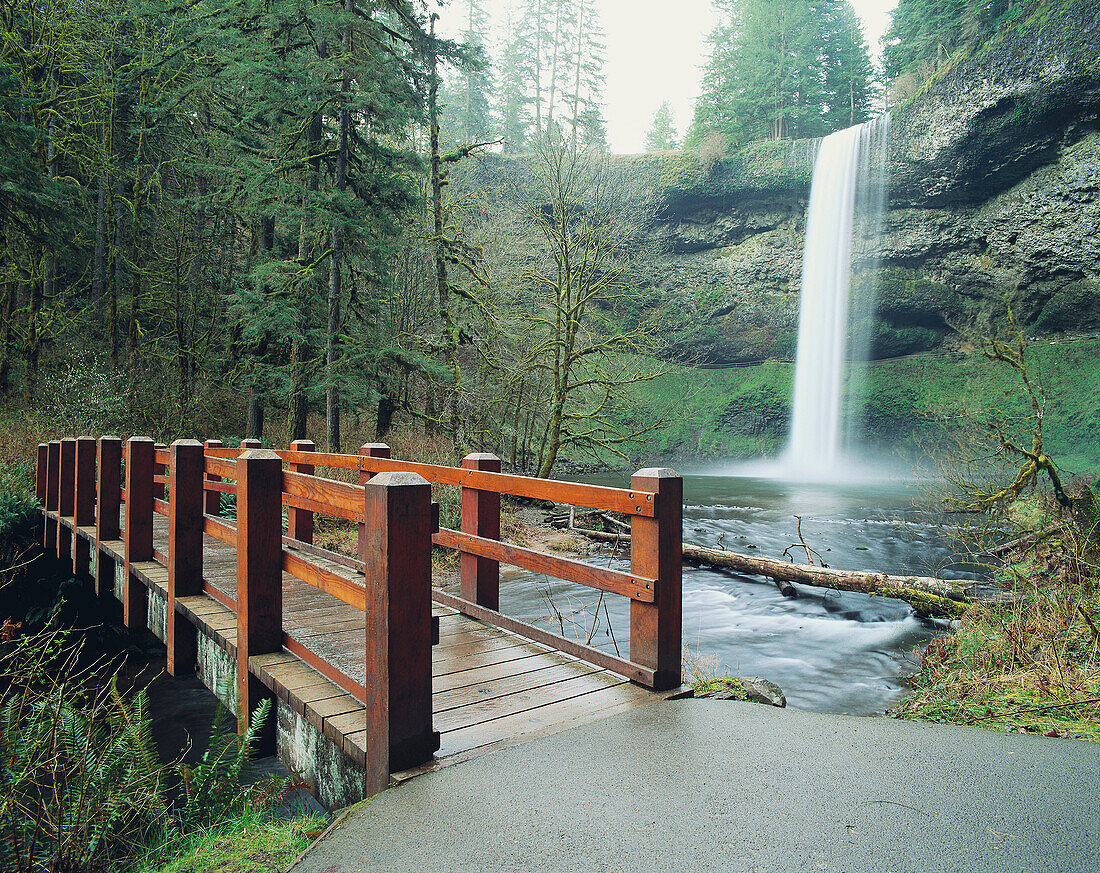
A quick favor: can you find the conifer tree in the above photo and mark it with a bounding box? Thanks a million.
[645,101,679,151]
[447,0,494,143]
[496,6,535,153]
[688,0,874,147]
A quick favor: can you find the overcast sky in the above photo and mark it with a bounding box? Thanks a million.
[437,1,899,154]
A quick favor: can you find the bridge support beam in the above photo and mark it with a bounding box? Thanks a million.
[630,468,683,691]
[124,437,154,629]
[363,471,438,792]
[58,438,75,564]
[73,437,97,579]
[96,437,121,597]
[168,440,204,676]
[236,448,282,755]
[44,441,59,552]
[288,440,316,543]
[461,453,501,610]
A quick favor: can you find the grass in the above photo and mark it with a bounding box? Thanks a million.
[606,337,1100,471]
[889,496,1100,739]
[137,813,327,873]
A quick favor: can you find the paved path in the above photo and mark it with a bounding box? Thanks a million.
[295,700,1100,873]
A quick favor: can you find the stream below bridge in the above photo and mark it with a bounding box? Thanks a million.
[498,470,978,716]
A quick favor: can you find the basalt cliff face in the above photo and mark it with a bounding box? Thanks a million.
[651,1,1100,366]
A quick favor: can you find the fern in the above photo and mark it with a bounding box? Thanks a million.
[176,697,272,831]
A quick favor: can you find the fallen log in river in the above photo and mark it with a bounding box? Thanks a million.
[571,527,1011,617]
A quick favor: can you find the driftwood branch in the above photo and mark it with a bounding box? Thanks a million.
[570,526,1010,617]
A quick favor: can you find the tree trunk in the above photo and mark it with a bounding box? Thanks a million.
[0,280,12,392]
[428,14,461,453]
[247,390,264,441]
[93,173,107,310]
[326,0,354,454]
[110,173,124,366]
[570,527,1009,617]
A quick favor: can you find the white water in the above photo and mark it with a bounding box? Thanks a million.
[783,117,889,480]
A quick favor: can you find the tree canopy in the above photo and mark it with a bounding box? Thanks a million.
[688,0,875,148]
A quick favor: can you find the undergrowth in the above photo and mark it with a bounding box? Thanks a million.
[136,813,325,873]
[891,495,1100,739]
[0,622,294,873]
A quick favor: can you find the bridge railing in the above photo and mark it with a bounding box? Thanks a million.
[198,442,683,690]
[36,435,682,793]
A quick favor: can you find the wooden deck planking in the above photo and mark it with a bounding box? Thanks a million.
[61,509,662,774]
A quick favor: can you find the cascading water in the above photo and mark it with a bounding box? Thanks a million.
[783,116,889,478]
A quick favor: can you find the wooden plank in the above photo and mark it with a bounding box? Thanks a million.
[286,440,316,543]
[433,589,655,686]
[436,681,654,757]
[430,632,532,659]
[278,450,658,517]
[204,456,236,479]
[204,515,237,547]
[433,672,628,733]
[57,439,75,562]
[432,639,555,676]
[44,442,59,551]
[282,633,366,702]
[284,538,364,574]
[73,438,96,578]
[432,660,604,713]
[434,528,656,603]
[282,549,365,610]
[282,468,363,523]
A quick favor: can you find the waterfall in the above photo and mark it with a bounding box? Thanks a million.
[783,116,889,478]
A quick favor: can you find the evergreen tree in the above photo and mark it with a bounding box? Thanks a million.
[564,0,607,148]
[688,0,874,147]
[645,101,680,151]
[882,0,1013,82]
[446,0,494,143]
[822,0,875,128]
[496,5,535,153]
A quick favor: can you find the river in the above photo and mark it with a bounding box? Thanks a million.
[498,470,971,716]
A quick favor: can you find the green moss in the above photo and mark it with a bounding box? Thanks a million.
[691,676,751,699]
[610,336,1100,469]
[139,815,327,873]
[1034,281,1100,333]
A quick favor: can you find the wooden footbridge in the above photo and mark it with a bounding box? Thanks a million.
[36,437,682,804]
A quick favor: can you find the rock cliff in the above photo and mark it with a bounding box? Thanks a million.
[649,0,1100,366]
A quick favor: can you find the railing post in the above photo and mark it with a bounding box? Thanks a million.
[96,437,121,597]
[152,443,167,500]
[240,438,262,449]
[44,441,59,551]
[235,449,282,755]
[629,468,683,691]
[58,438,76,563]
[203,439,223,517]
[168,440,204,677]
[35,444,47,506]
[124,437,155,629]
[460,453,501,610]
[363,471,437,789]
[358,443,390,557]
[73,437,97,578]
[288,439,315,544]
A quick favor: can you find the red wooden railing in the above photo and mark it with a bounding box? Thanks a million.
[36,436,682,795]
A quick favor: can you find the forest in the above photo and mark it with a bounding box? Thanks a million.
[0,0,1055,475]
